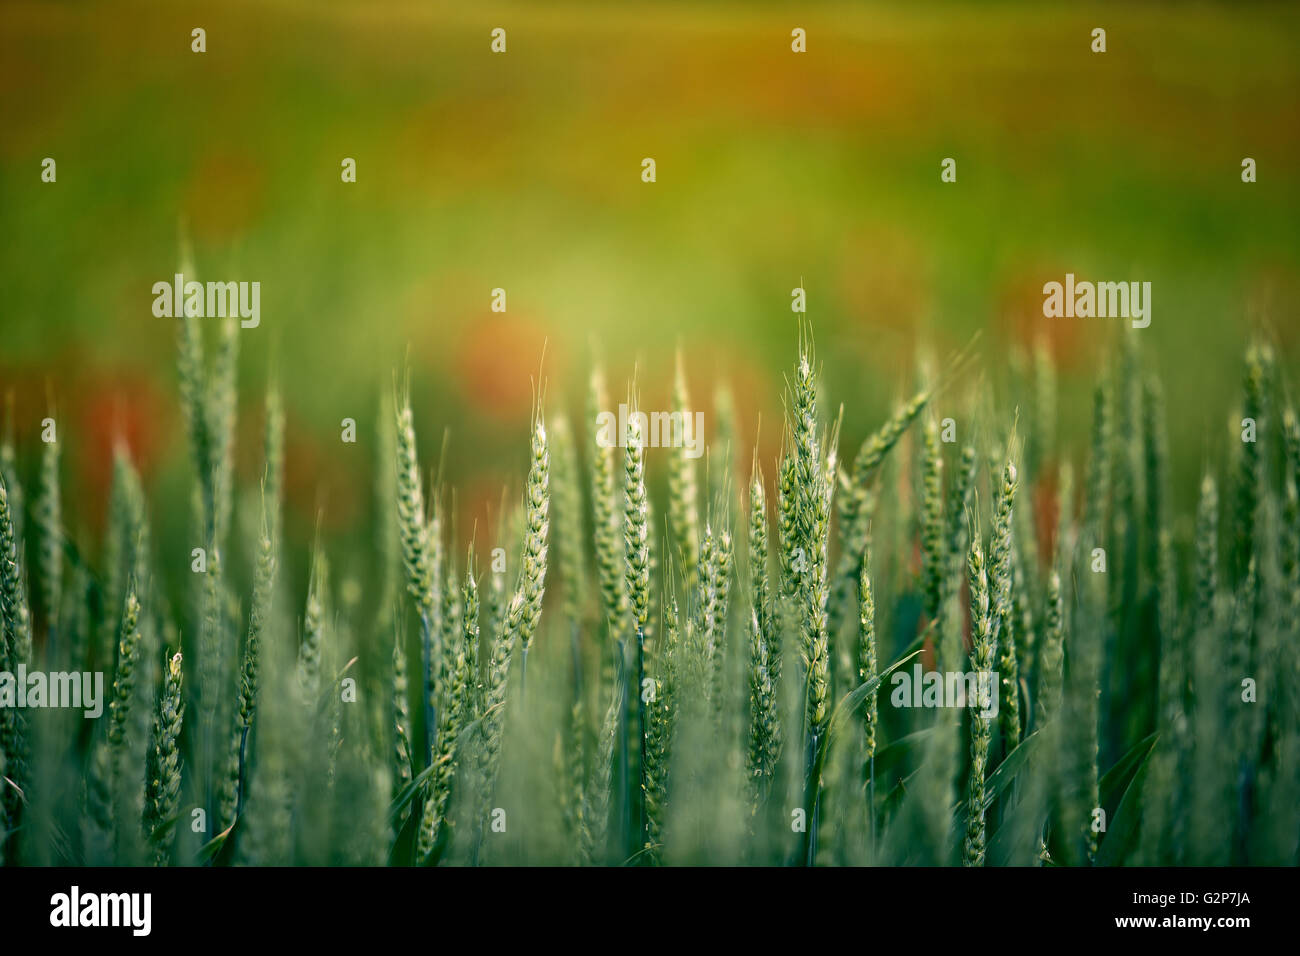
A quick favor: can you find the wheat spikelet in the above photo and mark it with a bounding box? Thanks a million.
[963,535,993,867]
[919,414,945,624]
[511,415,550,692]
[145,651,185,866]
[589,368,627,639]
[990,460,1020,747]
[623,410,650,637]
[857,558,877,815]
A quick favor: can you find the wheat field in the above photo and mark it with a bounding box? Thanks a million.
[1,308,1296,868]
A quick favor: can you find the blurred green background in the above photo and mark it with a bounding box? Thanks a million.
[2,0,1298,569]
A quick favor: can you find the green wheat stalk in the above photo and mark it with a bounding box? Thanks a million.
[668,352,701,587]
[831,385,931,636]
[858,557,877,843]
[474,589,516,861]
[623,406,650,848]
[748,463,777,683]
[1035,569,1065,727]
[514,415,551,696]
[473,412,550,859]
[551,415,589,629]
[919,414,945,625]
[35,421,61,638]
[145,650,185,866]
[938,445,977,674]
[235,505,275,814]
[643,586,680,861]
[1233,345,1266,583]
[589,368,627,643]
[393,388,437,758]
[1061,382,1110,867]
[990,460,1021,748]
[0,475,32,832]
[0,399,22,549]
[551,412,591,861]
[963,535,993,867]
[390,612,414,838]
[775,451,800,673]
[708,527,734,724]
[584,650,624,864]
[108,588,145,859]
[624,410,651,639]
[745,600,780,809]
[787,336,839,864]
[418,564,476,863]
[299,545,327,709]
